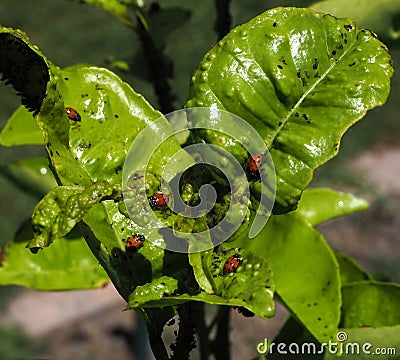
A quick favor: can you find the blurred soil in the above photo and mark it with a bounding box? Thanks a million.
[2,146,399,360]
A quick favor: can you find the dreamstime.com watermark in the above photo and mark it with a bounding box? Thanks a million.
[256,331,397,356]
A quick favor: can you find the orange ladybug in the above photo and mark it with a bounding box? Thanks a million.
[223,253,242,274]
[248,154,263,173]
[66,107,81,121]
[125,234,145,251]
[148,193,169,209]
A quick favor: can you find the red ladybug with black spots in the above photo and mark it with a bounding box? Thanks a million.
[66,107,81,121]
[224,253,242,274]
[148,193,169,209]
[125,234,145,251]
[248,154,263,173]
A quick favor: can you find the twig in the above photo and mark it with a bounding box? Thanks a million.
[209,305,231,360]
[135,11,175,113]
[170,302,197,360]
[214,0,232,40]
[140,309,170,360]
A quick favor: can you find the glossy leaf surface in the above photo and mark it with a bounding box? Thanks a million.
[187,7,393,212]
[28,182,120,249]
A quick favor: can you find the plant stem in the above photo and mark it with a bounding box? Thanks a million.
[140,309,170,360]
[170,302,197,360]
[146,323,169,360]
[135,11,175,113]
[209,305,231,360]
[194,303,210,360]
[214,0,232,40]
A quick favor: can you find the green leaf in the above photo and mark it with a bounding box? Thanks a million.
[341,281,400,328]
[0,222,109,290]
[188,249,215,294]
[0,158,57,197]
[0,106,43,146]
[231,212,341,343]
[81,202,176,300]
[0,25,188,301]
[127,248,275,320]
[335,253,371,285]
[310,0,400,46]
[324,326,400,359]
[29,182,120,249]
[80,0,134,26]
[54,64,181,184]
[186,7,393,212]
[297,188,369,227]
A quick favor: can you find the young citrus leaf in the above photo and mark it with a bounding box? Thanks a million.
[55,64,182,184]
[0,26,187,300]
[0,106,43,146]
[186,7,393,212]
[310,0,400,46]
[188,249,216,294]
[127,276,185,308]
[341,281,400,328]
[127,248,275,320]
[52,65,191,298]
[0,222,109,290]
[28,182,120,249]
[335,253,371,285]
[206,247,275,319]
[230,212,341,343]
[296,188,369,227]
[81,202,170,300]
[0,158,57,197]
